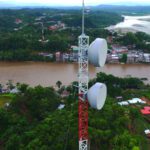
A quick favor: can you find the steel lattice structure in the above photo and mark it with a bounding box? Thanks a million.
[78,1,89,150]
[78,33,89,150]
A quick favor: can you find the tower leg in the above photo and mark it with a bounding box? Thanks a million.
[79,96,88,150]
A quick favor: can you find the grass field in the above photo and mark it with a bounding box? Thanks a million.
[0,93,14,107]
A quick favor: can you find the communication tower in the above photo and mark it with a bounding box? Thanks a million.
[78,0,89,149]
[38,22,49,43]
[78,1,108,150]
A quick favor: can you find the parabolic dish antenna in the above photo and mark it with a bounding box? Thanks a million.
[87,82,107,110]
[88,38,108,67]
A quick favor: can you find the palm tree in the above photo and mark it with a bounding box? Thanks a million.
[56,81,62,89]
[6,80,14,90]
[0,84,3,93]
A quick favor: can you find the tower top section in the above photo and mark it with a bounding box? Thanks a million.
[82,0,85,35]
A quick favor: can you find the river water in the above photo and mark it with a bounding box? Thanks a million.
[0,62,150,87]
[107,15,150,34]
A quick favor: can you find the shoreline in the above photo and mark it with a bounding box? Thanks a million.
[0,61,150,65]
[106,14,150,34]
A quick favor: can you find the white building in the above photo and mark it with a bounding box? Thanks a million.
[118,98,146,106]
[127,53,139,63]
[58,104,65,110]
[71,46,79,62]
[62,53,70,62]
[118,101,129,106]
[128,98,146,104]
[143,53,150,63]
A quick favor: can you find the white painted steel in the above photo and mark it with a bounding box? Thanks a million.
[87,83,107,110]
[88,38,108,67]
[78,1,89,150]
[78,34,89,150]
[78,34,89,97]
[79,140,88,150]
[78,2,89,150]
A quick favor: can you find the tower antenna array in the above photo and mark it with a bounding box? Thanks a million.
[78,0,89,149]
[78,1,108,150]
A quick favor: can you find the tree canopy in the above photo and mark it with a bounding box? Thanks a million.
[0,73,149,149]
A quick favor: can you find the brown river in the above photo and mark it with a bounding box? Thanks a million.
[0,62,150,87]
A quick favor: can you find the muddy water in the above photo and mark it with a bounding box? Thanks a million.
[0,62,149,87]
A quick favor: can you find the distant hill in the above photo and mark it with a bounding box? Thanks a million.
[0,0,150,9]
[106,1,150,6]
[93,5,150,15]
[0,1,150,15]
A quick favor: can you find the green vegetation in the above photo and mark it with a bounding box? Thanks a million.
[0,73,150,149]
[90,72,144,97]
[115,32,150,52]
[119,54,127,63]
[96,5,150,15]
[56,80,62,89]
[0,94,14,107]
[0,8,122,61]
[63,10,123,28]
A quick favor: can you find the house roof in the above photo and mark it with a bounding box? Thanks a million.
[118,101,129,106]
[58,104,65,110]
[128,98,146,104]
[145,129,150,134]
[141,106,150,115]
[141,109,150,115]
[71,46,79,51]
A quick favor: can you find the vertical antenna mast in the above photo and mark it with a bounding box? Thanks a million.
[82,0,85,34]
[41,22,44,41]
[78,0,89,150]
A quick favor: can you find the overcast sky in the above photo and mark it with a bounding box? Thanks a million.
[0,0,150,6]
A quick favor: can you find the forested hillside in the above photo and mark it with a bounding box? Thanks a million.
[0,8,122,61]
[94,5,150,15]
[0,73,150,149]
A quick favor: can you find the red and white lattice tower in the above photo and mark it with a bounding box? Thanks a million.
[78,0,89,149]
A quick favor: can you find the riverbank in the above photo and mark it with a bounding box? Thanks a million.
[106,15,150,34]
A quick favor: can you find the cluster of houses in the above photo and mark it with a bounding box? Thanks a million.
[13,16,150,64]
[118,98,146,106]
[48,21,66,31]
[15,18,23,24]
[140,105,150,138]
[38,44,150,64]
[38,45,78,62]
[106,33,150,63]
[107,44,150,63]
[0,87,19,94]
[14,15,66,32]
[117,96,150,138]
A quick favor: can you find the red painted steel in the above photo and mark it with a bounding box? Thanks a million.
[78,94,88,141]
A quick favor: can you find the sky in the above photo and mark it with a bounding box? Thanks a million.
[0,0,150,6]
